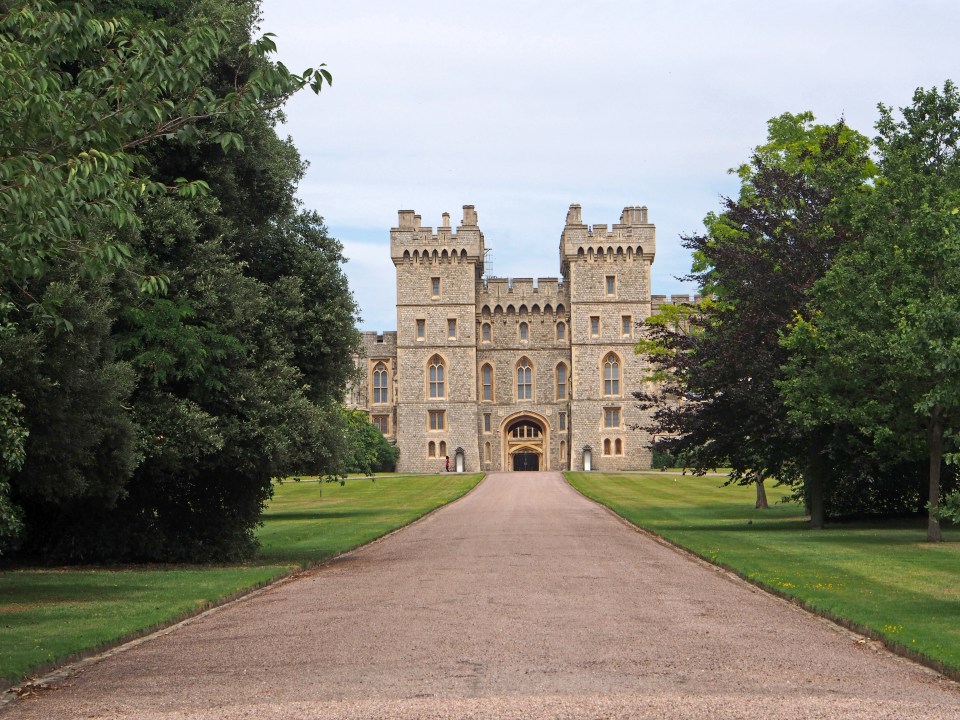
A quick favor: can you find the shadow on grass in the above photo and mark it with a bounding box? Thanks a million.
[261,509,386,522]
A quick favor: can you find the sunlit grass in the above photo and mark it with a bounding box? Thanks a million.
[0,473,482,686]
[567,472,960,673]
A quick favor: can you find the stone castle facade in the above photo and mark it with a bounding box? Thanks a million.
[348,203,690,473]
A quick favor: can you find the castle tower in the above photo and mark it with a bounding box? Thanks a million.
[391,206,485,472]
[561,204,656,471]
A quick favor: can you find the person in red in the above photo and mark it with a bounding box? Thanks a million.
[445,455,450,473]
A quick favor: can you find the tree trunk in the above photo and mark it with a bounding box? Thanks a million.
[806,449,826,529]
[927,412,943,543]
[755,479,769,509]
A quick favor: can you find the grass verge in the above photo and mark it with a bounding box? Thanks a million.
[567,471,960,676]
[0,473,482,688]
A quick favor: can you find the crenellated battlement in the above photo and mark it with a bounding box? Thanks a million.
[651,294,702,314]
[560,204,656,274]
[476,276,570,315]
[391,205,485,269]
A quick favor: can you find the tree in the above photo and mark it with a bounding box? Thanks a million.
[636,113,875,525]
[781,82,960,541]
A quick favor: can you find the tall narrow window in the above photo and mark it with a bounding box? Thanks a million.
[603,353,620,396]
[590,316,600,337]
[517,357,532,400]
[555,363,568,400]
[483,413,492,433]
[556,321,566,341]
[428,355,445,398]
[448,318,457,339]
[416,318,425,340]
[622,315,633,337]
[372,415,389,433]
[604,407,621,428]
[606,275,616,295]
[485,442,492,462]
[559,412,567,431]
[615,438,623,455]
[560,440,567,461]
[429,410,445,431]
[482,323,491,342]
[428,441,436,457]
[519,322,528,341]
[431,277,440,297]
[439,440,447,456]
[603,438,612,455]
[373,362,388,404]
[481,363,493,401]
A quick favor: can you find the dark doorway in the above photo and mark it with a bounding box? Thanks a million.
[513,453,539,471]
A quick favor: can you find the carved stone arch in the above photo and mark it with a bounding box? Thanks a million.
[518,304,528,315]
[577,247,585,257]
[460,249,467,260]
[412,249,420,261]
[601,350,623,397]
[481,305,491,318]
[500,409,550,472]
[607,245,614,255]
[431,249,439,261]
[543,303,553,314]
[403,249,410,260]
[530,303,540,315]
[626,246,634,258]
[616,245,624,256]
[506,304,516,315]
[635,245,642,255]
[494,304,504,315]
[425,353,448,400]
[556,303,565,316]
[441,249,449,260]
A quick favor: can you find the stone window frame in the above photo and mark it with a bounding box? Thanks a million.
[559,440,567,462]
[372,361,389,404]
[431,276,441,298]
[558,411,567,431]
[516,356,534,401]
[428,409,446,431]
[603,438,612,456]
[480,362,494,402]
[481,322,492,343]
[603,406,621,429]
[602,351,622,397]
[605,275,616,296]
[518,321,529,342]
[416,318,425,341]
[590,315,600,337]
[483,412,492,433]
[428,440,437,458]
[621,314,633,338]
[555,361,568,401]
[615,438,623,455]
[484,441,492,463]
[448,317,457,340]
[427,354,446,400]
[556,321,566,341]
[372,414,389,434]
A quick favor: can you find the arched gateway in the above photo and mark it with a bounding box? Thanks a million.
[502,413,549,471]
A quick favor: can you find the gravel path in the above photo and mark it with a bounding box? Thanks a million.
[6,472,959,719]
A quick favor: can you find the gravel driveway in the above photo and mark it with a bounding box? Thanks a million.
[5,471,959,719]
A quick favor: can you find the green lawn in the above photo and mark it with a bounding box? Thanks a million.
[567,471,960,674]
[0,473,482,687]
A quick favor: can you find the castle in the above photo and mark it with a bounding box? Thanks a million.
[348,203,689,473]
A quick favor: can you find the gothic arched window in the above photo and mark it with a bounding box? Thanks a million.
[373,362,388,404]
[428,355,445,399]
[519,322,528,341]
[481,363,493,401]
[555,362,568,400]
[603,353,620,396]
[556,321,566,341]
[516,357,533,400]
[482,322,491,342]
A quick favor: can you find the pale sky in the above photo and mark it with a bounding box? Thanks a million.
[259,1,959,330]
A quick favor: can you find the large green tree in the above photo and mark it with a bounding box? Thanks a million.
[781,82,960,541]
[636,113,876,525]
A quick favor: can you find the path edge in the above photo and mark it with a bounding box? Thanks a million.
[0,473,488,709]
[564,475,960,686]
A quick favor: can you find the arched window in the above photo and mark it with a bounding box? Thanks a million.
[481,363,493,401]
[373,362,388,404]
[555,363,568,400]
[519,322,528,341]
[615,438,623,455]
[603,438,612,455]
[516,357,533,400]
[560,440,567,462]
[482,322,491,342]
[439,440,447,456]
[603,353,620,396]
[428,355,445,398]
[556,321,566,341]
[428,441,436,457]
[484,442,492,462]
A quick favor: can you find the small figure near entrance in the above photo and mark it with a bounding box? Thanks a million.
[445,455,450,473]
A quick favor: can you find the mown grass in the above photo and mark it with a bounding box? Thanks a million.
[567,472,960,674]
[0,473,482,687]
